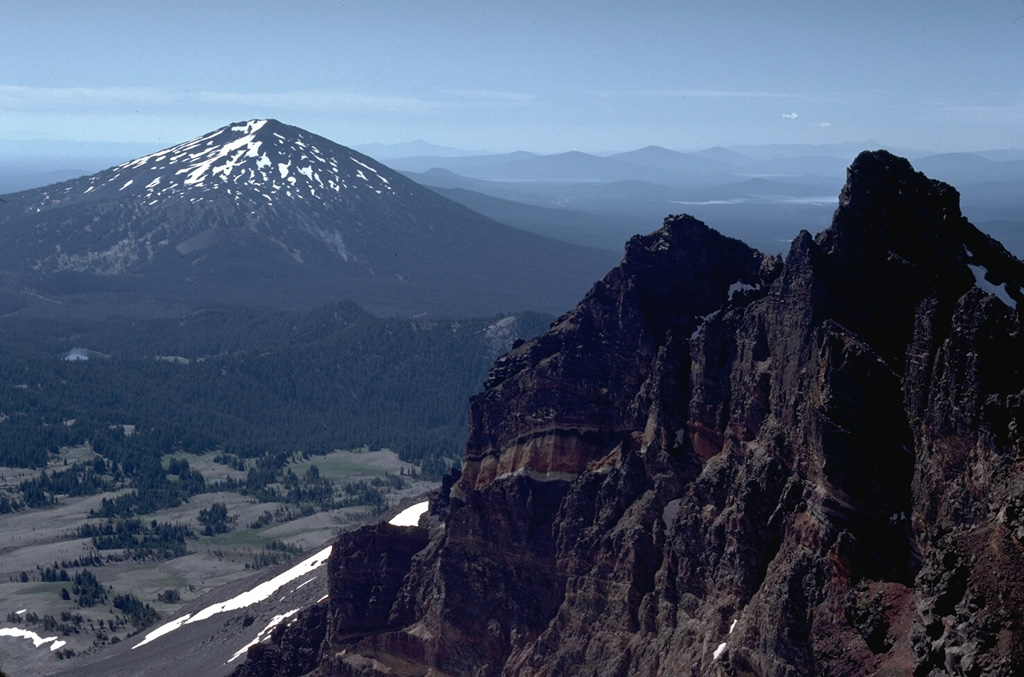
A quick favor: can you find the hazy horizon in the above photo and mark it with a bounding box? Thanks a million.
[2,1,1022,156]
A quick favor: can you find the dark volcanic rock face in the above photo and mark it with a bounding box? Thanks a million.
[239,151,1023,676]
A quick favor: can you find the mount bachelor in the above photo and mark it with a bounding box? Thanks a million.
[0,120,615,318]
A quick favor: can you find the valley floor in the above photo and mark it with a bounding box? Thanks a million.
[0,445,434,676]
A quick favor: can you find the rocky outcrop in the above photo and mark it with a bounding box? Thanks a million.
[238,151,1024,676]
[457,216,777,493]
[230,603,330,677]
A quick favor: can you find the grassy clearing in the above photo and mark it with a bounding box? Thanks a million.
[0,445,104,493]
[289,448,414,481]
[158,447,413,484]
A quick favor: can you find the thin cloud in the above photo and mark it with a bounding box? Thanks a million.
[596,88,799,100]
[0,85,435,114]
[0,84,543,117]
[818,122,832,127]
[781,112,799,119]
[0,85,174,108]
[444,89,537,104]
[943,102,1024,126]
[678,89,796,99]
[195,90,431,113]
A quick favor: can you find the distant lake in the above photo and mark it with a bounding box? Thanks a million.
[64,348,89,361]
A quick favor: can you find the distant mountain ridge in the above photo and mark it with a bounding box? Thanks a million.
[0,119,617,318]
[386,140,1024,185]
[353,139,495,160]
[392,143,1023,258]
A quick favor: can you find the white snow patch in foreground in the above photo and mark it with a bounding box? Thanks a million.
[133,545,332,649]
[0,627,67,651]
[728,280,757,301]
[389,501,429,527]
[713,641,728,660]
[729,619,737,634]
[226,608,301,664]
[968,264,1017,310]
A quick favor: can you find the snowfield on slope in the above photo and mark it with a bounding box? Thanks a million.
[133,545,332,649]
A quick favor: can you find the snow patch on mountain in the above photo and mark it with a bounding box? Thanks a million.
[728,280,758,300]
[226,608,302,664]
[0,626,68,651]
[964,246,1019,309]
[59,119,395,208]
[389,501,429,527]
[133,545,332,649]
[232,120,267,135]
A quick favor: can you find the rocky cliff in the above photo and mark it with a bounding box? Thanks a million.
[235,151,1024,676]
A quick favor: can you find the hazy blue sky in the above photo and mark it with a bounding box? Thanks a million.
[1,1,1022,153]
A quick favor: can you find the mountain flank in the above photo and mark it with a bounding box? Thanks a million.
[222,150,1023,676]
[0,120,616,318]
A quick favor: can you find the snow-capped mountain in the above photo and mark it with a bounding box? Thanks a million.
[79,119,396,208]
[0,120,616,317]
